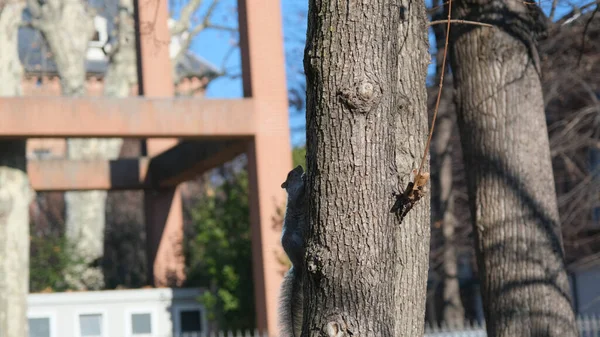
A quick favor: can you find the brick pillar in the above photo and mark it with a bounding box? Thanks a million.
[134,0,185,286]
[238,0,293,334]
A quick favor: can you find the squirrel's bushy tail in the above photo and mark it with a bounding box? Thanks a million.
[278,267,303,337]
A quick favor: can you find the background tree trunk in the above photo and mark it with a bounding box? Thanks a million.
[100,0,139,287]
[428,11,465,326]
[303,0,430,335]
[0,2,34,337]
[430,79,465,327]
[27,0,95,96]
[28,0,117,290]
[449,0,578,335]
[0,0,24,96]
[103,0,137,98]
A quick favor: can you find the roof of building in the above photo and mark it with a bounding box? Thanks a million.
[17,15,221,81]
[28,287,205,305]
[18,27,105,77]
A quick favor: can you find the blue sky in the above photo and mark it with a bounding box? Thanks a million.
[180,0,309,146]
[180,0,580,148]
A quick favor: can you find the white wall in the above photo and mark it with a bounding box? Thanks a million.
[27,288,207,337]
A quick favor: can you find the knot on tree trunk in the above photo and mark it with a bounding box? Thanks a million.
[306,249,323,277]
[326,316,349,337]
[337,78,382,114]
[306,241,332,276]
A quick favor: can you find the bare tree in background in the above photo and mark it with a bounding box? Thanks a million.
[26,0,109,290]
[168,0,236,83]
[0,1,35,336]
[303,0,431,335]
[103,0,137,97]
[427,3,466,326]
[26,0,95,96]
[100,0,237,289]
[449,0,579,335]
[100,0,146,289]
[540,13,600,264]
[23,0,236,289]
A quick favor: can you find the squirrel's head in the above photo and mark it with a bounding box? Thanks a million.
[281,165,305,198]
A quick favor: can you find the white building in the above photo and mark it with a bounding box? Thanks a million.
[27,288,207,337]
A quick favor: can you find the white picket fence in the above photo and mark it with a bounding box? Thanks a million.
[424,320,486,337]
[178,315,600,337]
[424,315,600,337]
[176,332,268,337]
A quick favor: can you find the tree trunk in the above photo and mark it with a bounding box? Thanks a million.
[0,0,24,96]
[449,0,578,335]
[28,0,117,290]
[0,146,33,337]
[103,0,137,98]
[429,14,465,327]
[27,0,95,96]
[101,0,145,289]
[0,2,34,337]
[303,1,430,336]
[430,87,464,327]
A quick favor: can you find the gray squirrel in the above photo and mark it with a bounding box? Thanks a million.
[278,165,307,337]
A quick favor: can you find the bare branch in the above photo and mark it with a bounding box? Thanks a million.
[427,19,493,27]
[201,0,220,26]
[549,0,559,21]
[188,21,207,38]
[558,0,600,24]
[577,3,599,66]
[206,23,236,32]
[172,0,226,67]
[170,0,204,36]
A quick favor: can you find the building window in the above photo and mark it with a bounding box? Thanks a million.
[79,314,103,337]
[179,309,202,334]
[33,148,52,159]
[28,317,51,337]
[131,313,152,336]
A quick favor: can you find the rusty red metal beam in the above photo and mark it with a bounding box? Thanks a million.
[27,158,150,191]
[27,139,249,191]
[238,0,292,334]
[146,139,249,187]
[0,97,255,138]
[134,0,186,287]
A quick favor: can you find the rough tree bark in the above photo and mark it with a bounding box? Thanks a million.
[28,0,118,290]
[449,0,578,335]
[303,0,430,336]
[0,2,35,337]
